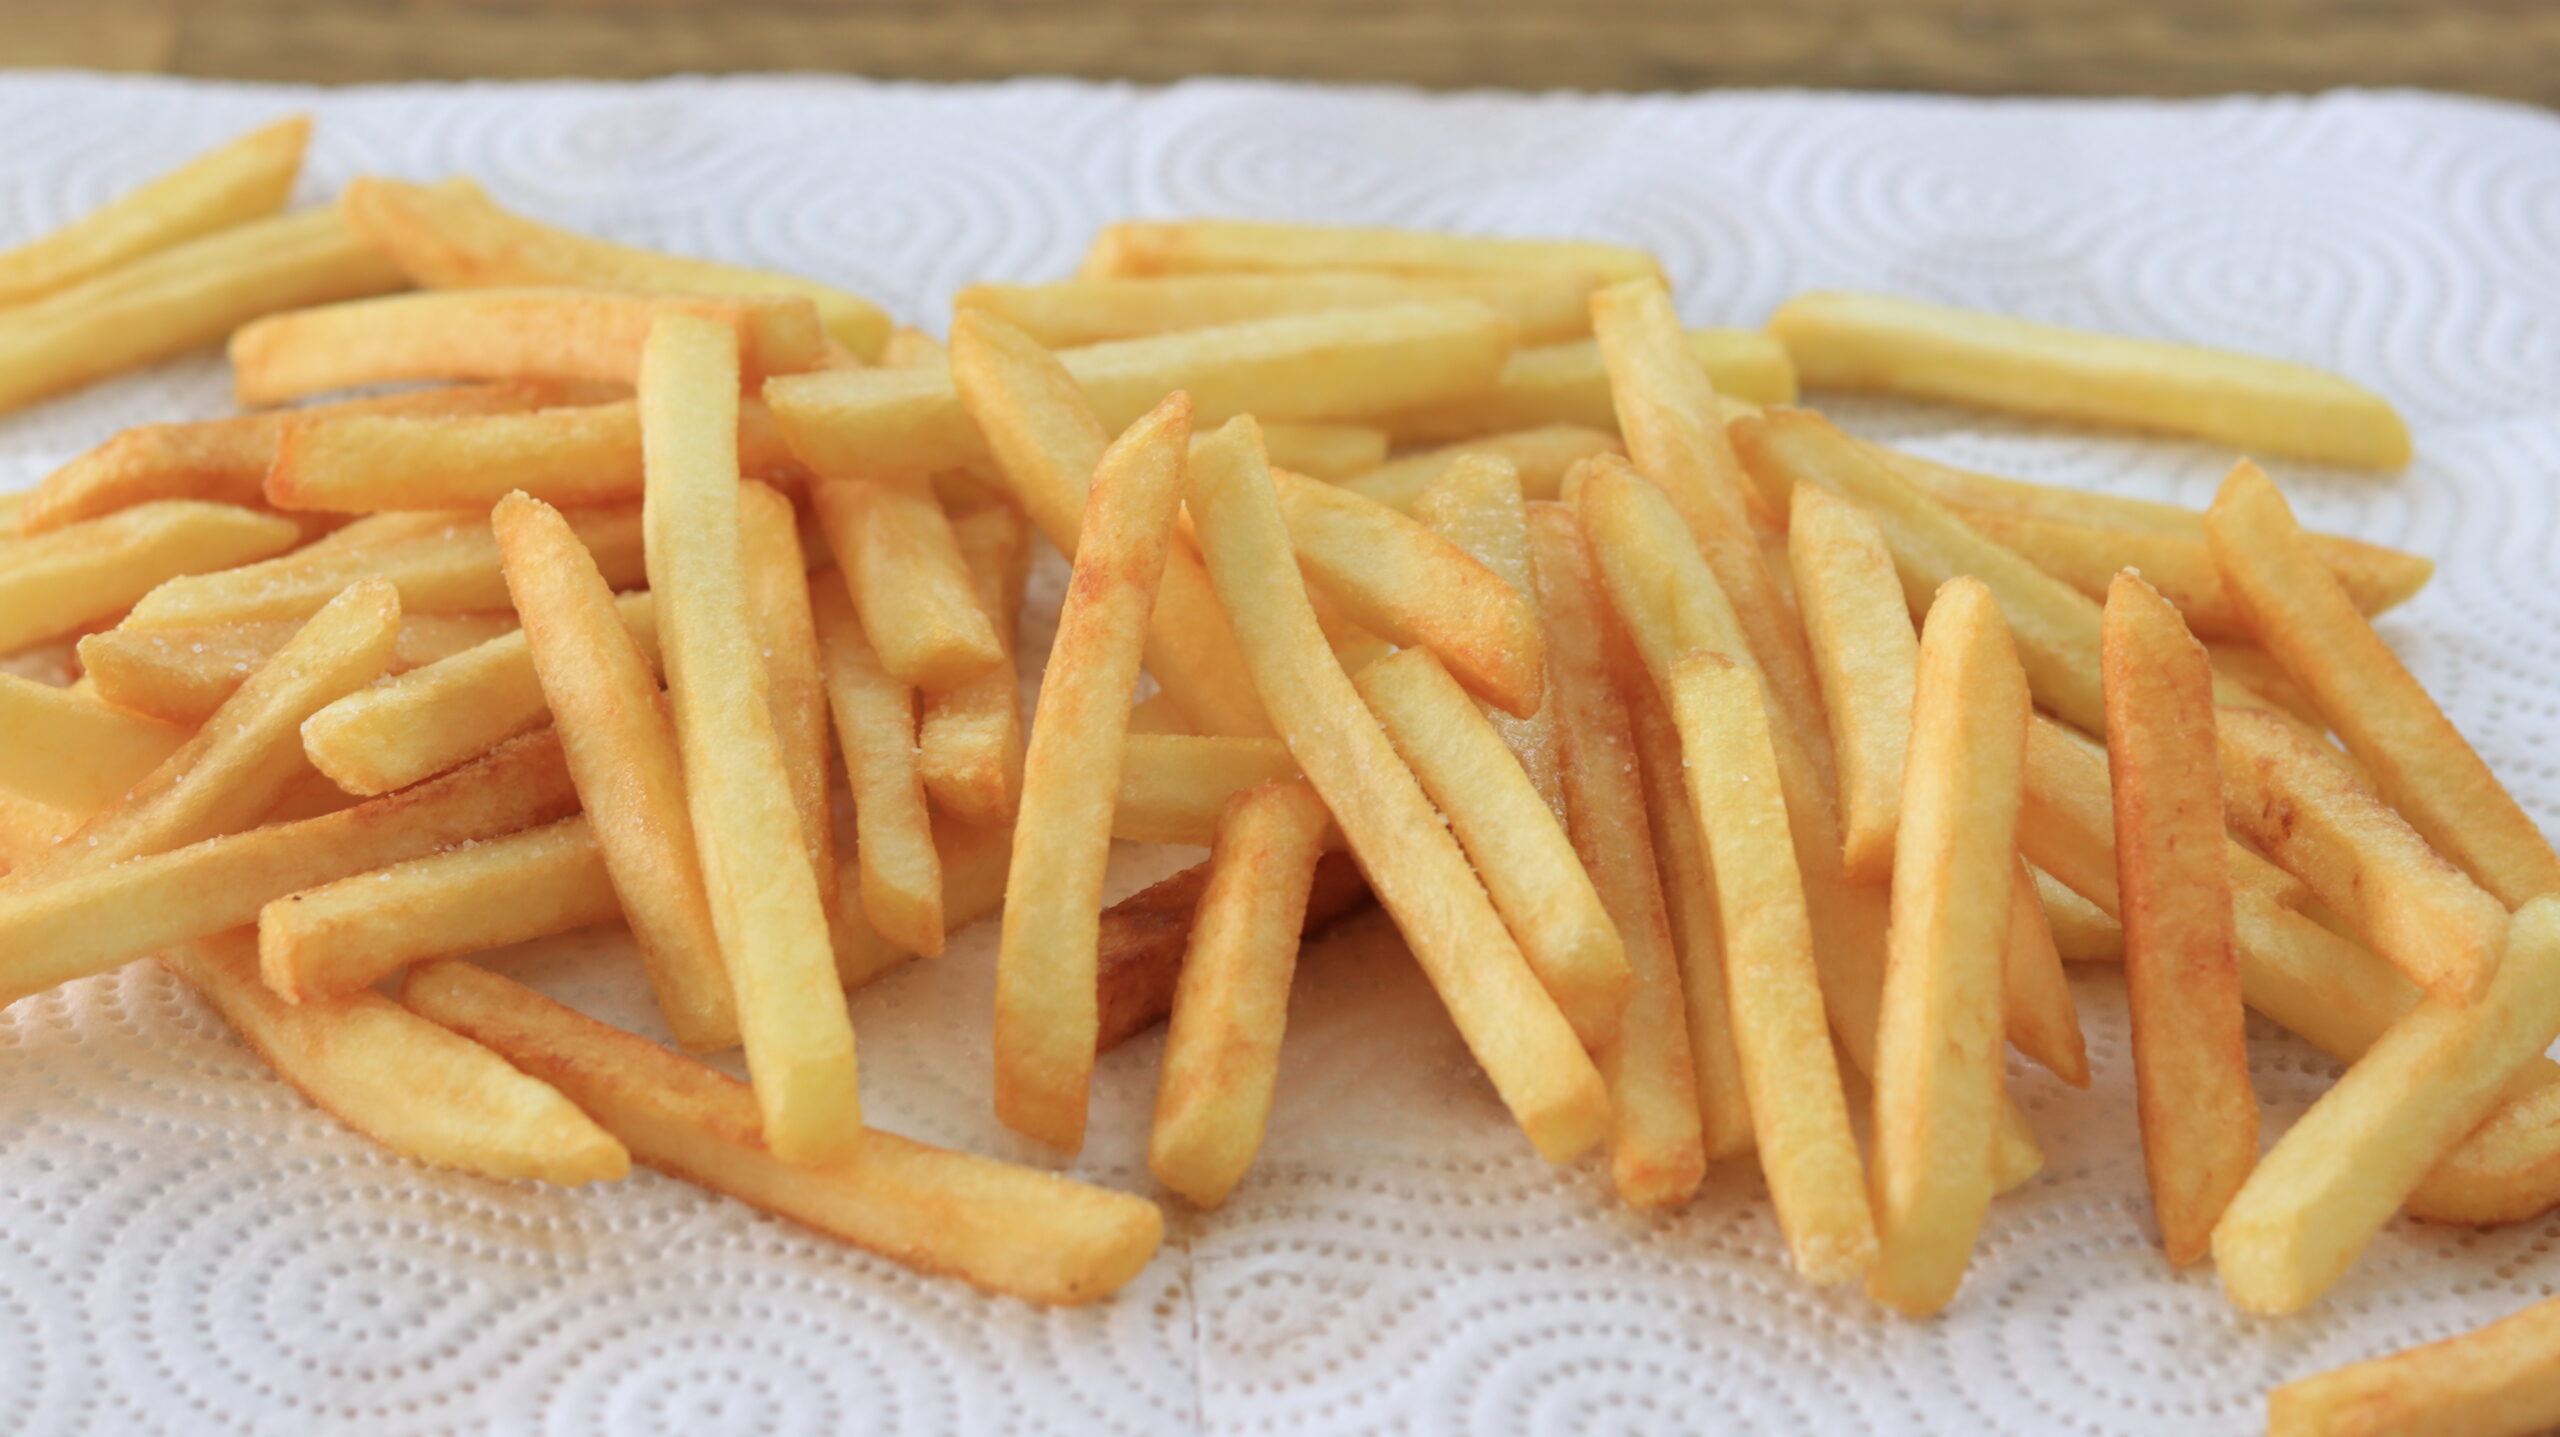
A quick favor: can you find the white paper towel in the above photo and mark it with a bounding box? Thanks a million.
[1,72,2557,1436]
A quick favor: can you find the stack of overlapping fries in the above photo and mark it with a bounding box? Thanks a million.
[2,115,2555,1433]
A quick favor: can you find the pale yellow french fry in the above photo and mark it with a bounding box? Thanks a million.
[2018,711,2308,917]
[0,501,301,653]
[1770,289,2410,469]
[1413,453,1566,823]
[996,394,1192,1150]
[1216,421,1387,482]
[232,288,827,406]
[494,492,734,1050]
[1113,734,1300,847]
[965,268,1599,348]
[2270,1290,2560,1437]
[171,929,628,1185]
[2215,898,2560,1314]
[947,310,1273,738]
[1999,856,2088,1087]
[1788,483,1916,883]
[2208,461,2560,909]
[2205,639,2325,728]
[643,311,859,1166]
[881,327,946,369]
[1126,691,1191,736]
[1341,424,1622,512]
[2037,867,2123,963]
[0,202,408,417]
[1149,779,1331,1209]
[1190,415,1607,1163]
[11,579,398,887]
[814,476,1005,691]
[1080,218,1662,284]
[918,504,1028,826]
[740,484,836,910]
[0,116,307,307]
[0,672,185,812]
[343,176,891,360]
[1378,329,1795,446]
[78,612,513,725]
[813,581,943,960]
[833,812,1012,992]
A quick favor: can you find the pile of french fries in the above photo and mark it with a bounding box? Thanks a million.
[4,115,2558,1433]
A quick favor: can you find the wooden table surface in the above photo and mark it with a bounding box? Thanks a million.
[5,0,2556,106]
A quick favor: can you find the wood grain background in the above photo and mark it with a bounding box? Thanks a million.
[5,0,2556,105]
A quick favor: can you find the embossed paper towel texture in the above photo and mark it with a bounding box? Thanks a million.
[0,74,2556,1437]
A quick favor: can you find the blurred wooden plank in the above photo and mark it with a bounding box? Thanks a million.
[0,0,178,73]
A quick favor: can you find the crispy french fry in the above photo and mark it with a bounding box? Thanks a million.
[643,312,860,1165]
[1378,329,1796,445]
[2215,898,2560,1314]
[1788,483,1917,883]
[965,269,1600,348]
[0,671,186,812]
[0,501,301,653]
[2270,1291,2560,1437]
[2208,461,2560,909]
[1149,779,1332,1208]
[2102,570,2258,1265]
[1191,415,1607,1162]
[2220,705,2510,1004]
[78,612,512,724]
[996,394,1192,1149]
[493,492,733,1049]
[343,176,891,359]
[1414,453,1566,822]
[881,328,947,369]
[948,310,1272,738]
[1079,218,1663,283]
[0,116,306,307]
[2037,866,2124,963]
[1113,734,1300,847]
[2000,856,2088,1086]
[1097,851,1371,1052]
[1341,424,1622,512]
[917,503,1027,826]
[0,727,576,1006]
[814,476,1005,691]
[232,288,827,406]
[1126,690,1192,736]
[740,483,837,909]
[1217,421,1387,482]
[833,812,1013,991]
[170,929,627,1185]
[813,581,944,960]
[2018,711,2309,917]
[2206,640,2325,728]
[404,959,1163,1304]
[12,578,398,887]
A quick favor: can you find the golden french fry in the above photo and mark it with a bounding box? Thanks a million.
[493,491,734,1049]
[0,500,301,653]
[343,175,891,359]
[947,309,1272,737]
[995,394,1192,1149]
[833,812,1013,991]
[1149,779,1332,1209]
[2101,570,2259,1266]
[1413,453,1566,822]
[1378,329,1796,445]
[917,503,1027,826]
[170,929,627,1184]
[1212,421,1387,482]
[0,116,306,307]
[0,672,185,812]
[1126,690,1192,736]
[813,581,944,960]
[1191,415,1607,1163]
[2000,855,2088,1086]
[1079,218,1662,284]
[232,288,827,406]
[1096,851,1371,1052]
[78,612,512,725]
[2270,1290,2560,1437]
[2209,461,2560,909]
[739,483,836,909]
[643,311,860,1165]
[1771,290,2410,468]
[1341,424,1622,513]
[2215,898,2560,1314]
[403,959,1163,1304]
[1112,734,1300,847]
[1788,483,1917,883]
[963,268,1601,348]
[881,327,946,369]
[814,476,1005,691]
[2205,640,2325,727]
[2018,712,2308,916]
[2036,866,2123,964]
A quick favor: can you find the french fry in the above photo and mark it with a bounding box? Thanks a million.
[0,787,83,873]
[2269,1291,2560,1437]
[2037,866,2124,963]
[881,327,947,369]
[342,175,892,359]
[1274,470,1546,717]
[1340,424,1622,512]
[642,311,860,1165]
[78,612,513,724]
[2018,711,2308,918]
[2219,705,2510,1004]
[0,501,301,653]
[303,590,654,797]
[962,268,1600,348]
[123,501,645,630]
[1788,483,1916,883]
[231,288,828,406]
[947,310,1273,737]
[833,812,1013,991]
[257,815,619,1002]
[0,727,576,1006]
[740,483,836,908]
[1113,734,1300,847]
[2206,640,2325,728]
[917,503,1027,826]
[0,202,408,417]
[10,579,399,887]
[996,394,1192,1149]
[1218,421,1388,482]
[0,672,185,813]
[1149,779,1332,1208]
[813,582,943,959]
[1097,851,1372,1052]
[814,476,1005,691]
[2101,570,2258,1265]
[169,929,627,1185]
[1191,414,1608,1162]
[2214,898,2560,1314]
[493,492,734,1050]
[779,301,1515,478]
[1126,690,1192,736]
[0,116,307,307]
[2000,856,2088,1086]
[1377,329,1796,445]
[1413,453,1566,822]
[2208,460,2560,909]
[1079,218,1663,284]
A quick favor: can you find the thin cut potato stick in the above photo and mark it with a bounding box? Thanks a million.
[2219,705,2510,1005]
[2103,570,2258,1265]
[1149,780,1332,1209]
[0,116,307,307]
[2001,857,2089,1086]
[0,501,301,653]
[2269,1290,2560,1437]
[1342,424,1622,513]
[404,960,1163,1304]
[814,582,944,960]
[995,394,1193,1150]
[1413,453,1566,822]
[1788,483,1917,883]
[948,310,1272,737]
[881,327,947,369]
[1096,852,1372,1052]
[1113,734,1301,847]
[740,484,837,911]
[815,476,1005,691]
[230,288,828,406]
[1190,415,1608,1163]
[1380,329,1796,447]
[917,503,1028,826]
[833,813,1013,991]
[170,929,628,1186]
[78,612,514,725]
[1079,218,1663,284]
[342,176,891,359]
[2207,460,2560,909]
[1769,289,2411,469]
[494,493,734,1049]
[1210,422,1387,483]
[2213,898,2560,1315]
[642,311,859,1165]
[2018,711,2308,919]
[10,578,398,887]
[2206,640,2325,728]
[2038,867,2124,964]
[1126,691,1191,736]
[964,269,1601,348]
[0,673,186,812]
